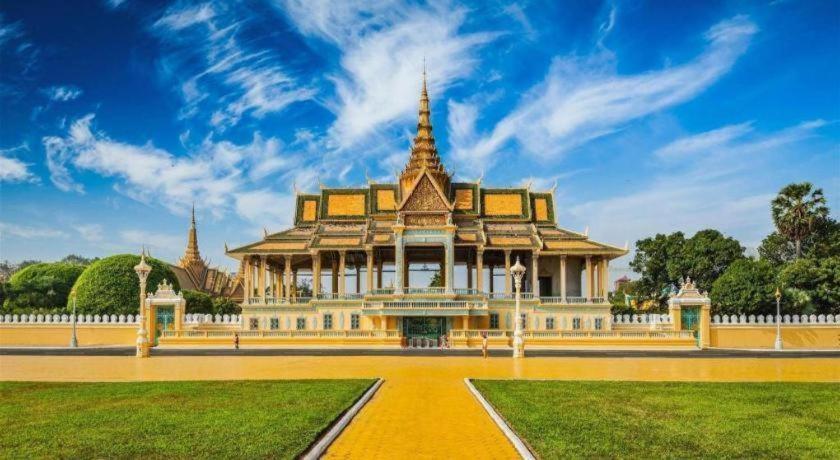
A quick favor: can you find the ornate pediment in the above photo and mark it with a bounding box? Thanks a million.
[400,173,451,212]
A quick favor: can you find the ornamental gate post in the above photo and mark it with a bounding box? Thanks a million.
[668,277,712,349]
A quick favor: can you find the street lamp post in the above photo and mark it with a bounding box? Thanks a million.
[774,287,783,351]
[69,287,78,348]
[510,256,527,358]
[134,251,152,358]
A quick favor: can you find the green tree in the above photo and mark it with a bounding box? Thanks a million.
[630,232,686,308]
[429,270,443,287]
[70,254,179,315]
[630,230,743,308]
[759,218,839,264]
[680,229,744,292]
[60,254,99,266]
[710,259,777,316]
[3,263,86,312]
[777,256,840,315]
[771,182,829,259]
[183,289,214,314]
[212,297,241,315]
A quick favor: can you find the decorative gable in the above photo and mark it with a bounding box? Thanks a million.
[400,173,451,212]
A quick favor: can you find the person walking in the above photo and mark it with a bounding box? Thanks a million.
[233,332,240,351]
[481,332,488,358]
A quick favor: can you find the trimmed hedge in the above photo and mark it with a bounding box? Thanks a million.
[70,254,179,315]
[3,263,86,312]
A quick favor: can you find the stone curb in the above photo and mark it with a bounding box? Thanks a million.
[464,378,536,460]
[302,378,383,459]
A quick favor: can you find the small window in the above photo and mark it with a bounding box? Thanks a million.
[572,317,581,330]
[594,317,603,330]
[520,313,527,330]
[296,317,306,330]
[350,314,360,330]
[324,314,333,330]
[270,318,279,330]
[546,317,555,330]
[249,318,259,330]
[489,313,499,329]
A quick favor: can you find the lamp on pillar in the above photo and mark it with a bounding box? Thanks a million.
[774,287,783,351]
[69,287,78,348]
[133,251,152,358]
[510,256,527,358]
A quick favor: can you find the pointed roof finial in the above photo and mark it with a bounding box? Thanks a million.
[191,202,196,226]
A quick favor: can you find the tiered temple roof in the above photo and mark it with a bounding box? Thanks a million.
[227,73,626,260]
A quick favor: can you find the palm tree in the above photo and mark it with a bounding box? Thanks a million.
[771,182,829,259]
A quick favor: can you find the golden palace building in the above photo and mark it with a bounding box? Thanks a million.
[225,76,628,346]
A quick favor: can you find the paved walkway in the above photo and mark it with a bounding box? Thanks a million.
[2,355,838,458]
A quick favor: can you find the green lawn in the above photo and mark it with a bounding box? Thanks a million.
[473,380,840,459]
[0,379,374,459]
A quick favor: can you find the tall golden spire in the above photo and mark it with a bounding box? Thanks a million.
[181,204,202,265]
[400,66,450,197]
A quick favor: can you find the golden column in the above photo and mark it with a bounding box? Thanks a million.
[338,250,346,295]
[585,256,594,301]
[531,252,540,297]
[243,256,252,302]
[559,255,567,303]
[283,255,292,302]
[504,250,512,296]
[259,255,267,303]
[475,248,484,293]
[366,249,374,293]
[311,251,321,297]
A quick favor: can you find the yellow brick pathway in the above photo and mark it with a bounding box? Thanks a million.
[2,355,838,459]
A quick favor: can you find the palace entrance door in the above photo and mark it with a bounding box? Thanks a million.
[402,317,447,348]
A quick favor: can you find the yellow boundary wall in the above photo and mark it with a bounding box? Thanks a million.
[710,325,840,349]
[0,325,136,347]
[2,323,839,349]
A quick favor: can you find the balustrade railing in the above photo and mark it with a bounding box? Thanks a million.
[454,288,482,296]
[161,329,401,339]
[565,296,588,304]
[315,293,364,301]
[405,287,447,295]
[487,292,534,300]
[448,329,695,340]
[365,300,485,310]
[368,288,395,295]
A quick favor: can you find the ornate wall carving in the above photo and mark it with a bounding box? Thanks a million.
[403,176,448,212]
[404,214,446,226]
[484,194,523,216]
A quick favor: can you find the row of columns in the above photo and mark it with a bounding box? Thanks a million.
[242,251,610,301]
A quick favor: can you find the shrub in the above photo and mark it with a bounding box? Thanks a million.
[70,254,179,315]
[3,263,86,312]
[777,256,840,314]
[710,259,777,316]
[183,289,214,314]
[212,297,241,315]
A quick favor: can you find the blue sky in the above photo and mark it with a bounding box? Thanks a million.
[0,0,838,279]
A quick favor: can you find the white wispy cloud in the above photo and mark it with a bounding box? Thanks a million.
[565,119,829,252]
[75,224,104,242]
[0,222,68,239]
[106,0,128,9]
[0,144,37,183]
[42,113,307,226]
[42,85,83,102]
[120,230,183,253]
[280,0,495,149]
[450,15,758,173]
[152,1,314,130]
[654,120,827,159]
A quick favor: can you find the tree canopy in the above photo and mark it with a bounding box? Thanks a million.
[630,229,743,309]
[710,259,777,316]
[70,254,180,315]
[2,263,86,312]
[771,182,829,259]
